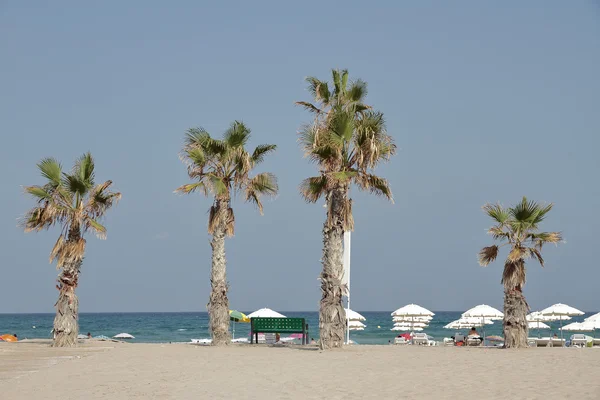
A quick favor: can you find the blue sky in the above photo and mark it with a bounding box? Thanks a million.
[1,1,599,313]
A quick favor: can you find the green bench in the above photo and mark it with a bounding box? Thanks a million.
[250,317,309,345]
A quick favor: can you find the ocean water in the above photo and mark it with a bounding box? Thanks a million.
[0,312,595,344]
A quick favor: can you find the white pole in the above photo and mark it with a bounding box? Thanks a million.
[344,231,351,345]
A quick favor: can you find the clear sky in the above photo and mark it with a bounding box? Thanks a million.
[1,1,599,313]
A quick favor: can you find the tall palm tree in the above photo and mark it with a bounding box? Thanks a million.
[297,69,396,349]
[175,121,278,346]
[22,153,121,347]
[478,197,562,348]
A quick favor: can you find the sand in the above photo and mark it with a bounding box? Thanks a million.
[1,341,599,400]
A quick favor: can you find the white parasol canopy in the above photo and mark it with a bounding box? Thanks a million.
[392,325,423,332]
[540,303,584,317]
[348,320,366,330]
[113,333,135,339]
[528,321,550,329]
[560,321,597,332]
[527,311,569,322]
[394,321,428,328]
[584,312,600,322]
[345,309,366,321]
[247,308,286,318]
[443,318,492,330]
[391,304,434,317]
[540,303,584,344]
[462,304,503,320]
[393,316,432,323]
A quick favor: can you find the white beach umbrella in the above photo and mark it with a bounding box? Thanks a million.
[527,311,569,322]
[528,321,550,330]
[247,308,286,318]
[345,309,366,321]
[394,321,428,328]
[462,304,503,320]
[443,318,491,330]
[113,333,135,339]
[541,303,585,344]
[584,312,600,322]
[560,321,596,332]
[391,304,434,317]
[393,316,431,323]
[391,326,423,332]
[461,305,503,344]
[348,320,366,330]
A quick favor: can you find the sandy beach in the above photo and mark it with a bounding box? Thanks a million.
[1,341,599,400]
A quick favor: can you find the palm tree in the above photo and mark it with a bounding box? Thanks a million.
[22,153,121,347]
[297,69,396,349]
[175,121,278,346]
[478,197,562,348]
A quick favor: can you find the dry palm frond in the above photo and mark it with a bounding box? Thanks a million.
[53,238,86,270]
[502,260,526,290]
[478,245,499,266]
[225,208,235,237]
[529,248,544,267]
[208,205,218,235]
[508,246,526,262]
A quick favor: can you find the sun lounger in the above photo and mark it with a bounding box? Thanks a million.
[593,338,600,347]
[412,333,429,346]
[394,337,408,345]
[549,338,565,347]
[443,338,454,346]
[466,335,482,346]
[527,338,538,347]
[570,334,587,347]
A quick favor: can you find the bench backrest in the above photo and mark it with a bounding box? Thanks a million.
[251,317,306,333]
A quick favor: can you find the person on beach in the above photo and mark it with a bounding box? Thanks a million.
[310,338,317,345]
[87,332,92,339]
[468,327,479,337]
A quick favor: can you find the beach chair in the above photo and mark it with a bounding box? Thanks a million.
[570,334,587,348]
[466,335,482,346]
[535,337,550,347]
[593,338,600,347]
[394,337,408,345]
[527,338,537,347]
[549,338,565,347]
[412,333,428,346]
[453,334,465,346]
[443,338,454,346]
[264,333,276,344]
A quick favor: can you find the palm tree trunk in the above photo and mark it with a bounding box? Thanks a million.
[208,199,230,346]
[52,258,81,347]
[503,287,529,348]
[319,187,347,349]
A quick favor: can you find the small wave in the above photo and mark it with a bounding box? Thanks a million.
[177,329,187,331]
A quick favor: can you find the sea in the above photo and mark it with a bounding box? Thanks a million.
[0,311,595,345]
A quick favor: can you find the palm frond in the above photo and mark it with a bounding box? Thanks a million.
[508,246,526,262]
[482,203,509,225]
[206,175,228,198]
[510,196,540,223]
[24,186,51,201]
[62,173,88,197]
[299,175,328,203]
[478,245,499,266]
[329,109,354,143]
[529,247,544,267]
[295,101,322,114]
[251,144,277,165]
[49,235,65,264]
[354,173,393,202]
[487,226,509,241]
[174,182,208,195]
[37,158,62,188]
[223,121,250,148]
[346,79,368,103]
[501,260,526,290]
[185,127,211,147]
[86,218,107,239]
[74,152,95,187]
